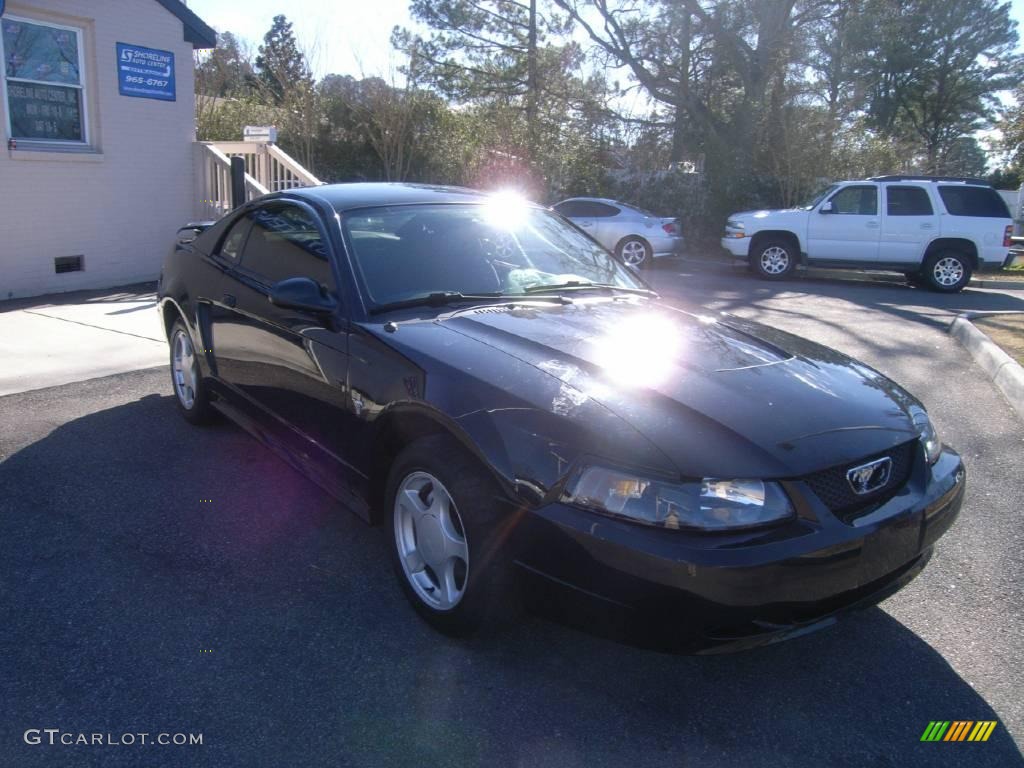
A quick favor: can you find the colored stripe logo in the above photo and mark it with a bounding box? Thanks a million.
[921,721,997,742]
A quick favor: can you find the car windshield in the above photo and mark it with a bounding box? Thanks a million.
[799,184,839,210]
[342,202,646,307]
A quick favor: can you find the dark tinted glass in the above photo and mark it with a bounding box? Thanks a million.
[829,185,878,215]
[581,201,620,217]
[938,186,1011,218]
[218,218,251,261]
[886,186,933,216]
[239,205,333,287]
[554,201,588,217]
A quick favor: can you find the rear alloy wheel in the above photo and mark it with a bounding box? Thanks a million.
[169,319,214,424]
[752,239,797,280]
[617,237,652,269]
[923,250,972,293]
[386,435,520,636]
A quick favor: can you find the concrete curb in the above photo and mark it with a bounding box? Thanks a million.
[949,312,1024,421]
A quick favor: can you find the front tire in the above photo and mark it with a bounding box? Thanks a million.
[386,435,520,636]
[617,236,652,269]
[169,319,214,425]
[751,239,797,279]
[923,250,972,293]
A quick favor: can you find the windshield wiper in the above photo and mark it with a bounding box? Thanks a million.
[369,291,568,315]
[523,281,657,297]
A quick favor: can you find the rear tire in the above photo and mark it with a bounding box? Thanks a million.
[169,319,214,425]
[617,236,652,269]
[923,250,972,293]
[750,239,797,280]
[385,435,521,636]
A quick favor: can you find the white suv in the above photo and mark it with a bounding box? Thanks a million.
[721,176,1015,292]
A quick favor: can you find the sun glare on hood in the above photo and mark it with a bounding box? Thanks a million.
[589,313,683,388]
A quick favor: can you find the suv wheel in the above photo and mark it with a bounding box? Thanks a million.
[386,435,520,636]
[923,250,972,293]
[751,239,797,279]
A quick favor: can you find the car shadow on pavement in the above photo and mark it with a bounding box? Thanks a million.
[1,387,1020,768]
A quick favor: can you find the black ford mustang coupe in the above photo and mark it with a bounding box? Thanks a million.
[158,183,965,651]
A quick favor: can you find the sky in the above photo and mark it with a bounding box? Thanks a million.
[185,0,1024,81]
[184,0,417,79]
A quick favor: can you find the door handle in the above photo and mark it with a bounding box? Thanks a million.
[920,223,934,230]
[222,293,236,308]
[866,221,880,229]
[579,221,594,227]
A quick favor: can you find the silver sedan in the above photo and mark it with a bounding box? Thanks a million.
[552,197,684,268]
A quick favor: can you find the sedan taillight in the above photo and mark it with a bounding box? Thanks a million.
[1004,225,1013,248]
[662,221,679,235]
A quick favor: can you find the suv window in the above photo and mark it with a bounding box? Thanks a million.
[829,185,878,215]
[886,186,933,216]
[239,205,333,287]
[937,186,1011,218]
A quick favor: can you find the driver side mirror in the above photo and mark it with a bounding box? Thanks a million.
[269,277,338,315]
[819,201,834,214]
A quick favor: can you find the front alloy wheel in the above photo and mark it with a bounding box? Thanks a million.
[385,435,520,636]
[394,471,469,611]
[752,240,796,279]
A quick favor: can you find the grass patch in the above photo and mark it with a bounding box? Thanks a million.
[971,314,1024,366]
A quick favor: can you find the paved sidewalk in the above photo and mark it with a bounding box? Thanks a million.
[0,283,167,396]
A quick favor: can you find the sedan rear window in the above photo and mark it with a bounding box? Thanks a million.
[343,203,643,305]
[937,186,1011,218]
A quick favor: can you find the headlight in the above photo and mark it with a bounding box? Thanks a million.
[910,406,941,464]
[726,219,745,230]
[563,465,794,531]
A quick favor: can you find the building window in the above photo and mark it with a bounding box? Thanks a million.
[2,15,88,146]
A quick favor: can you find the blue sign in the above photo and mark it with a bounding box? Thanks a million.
[0,0,6,16]
[116,42,175,101]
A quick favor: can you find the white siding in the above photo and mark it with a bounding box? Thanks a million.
[0,0,197,299]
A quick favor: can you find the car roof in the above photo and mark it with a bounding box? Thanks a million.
[284,182,531,212]
[557,197,618,205]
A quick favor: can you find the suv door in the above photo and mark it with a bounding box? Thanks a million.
[807,184,881,262]
[880,185,938,265]
[210,202,357,485]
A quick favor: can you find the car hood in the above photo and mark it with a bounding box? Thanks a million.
[437,298,921,478]
[731,208,810,222]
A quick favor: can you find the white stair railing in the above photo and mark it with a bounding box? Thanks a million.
[204,141,322,192]
[194,143,269,220]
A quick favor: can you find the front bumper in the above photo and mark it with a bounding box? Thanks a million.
[516,447,965,652]
[720,235,749,258]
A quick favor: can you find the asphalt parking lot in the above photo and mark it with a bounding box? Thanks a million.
[2,265,1023,767]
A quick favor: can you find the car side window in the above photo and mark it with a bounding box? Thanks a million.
[218,217,252,262]
[582,201,620,217]
[886,186,933,216]
[828,185,878,215]
[554,201,586,218]
[937,186,1011,218]
[238,204,334,288]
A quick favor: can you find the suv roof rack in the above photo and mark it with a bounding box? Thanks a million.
[867,175,991,185]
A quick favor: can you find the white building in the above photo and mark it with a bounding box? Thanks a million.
[0,0,216,299]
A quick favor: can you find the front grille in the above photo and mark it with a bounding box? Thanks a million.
[802,441,917,521]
